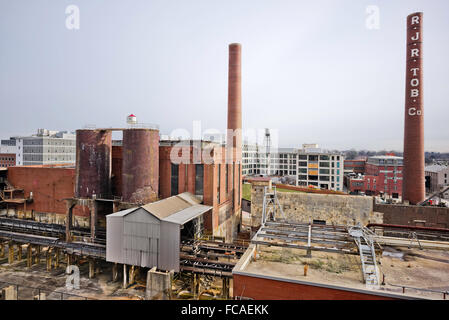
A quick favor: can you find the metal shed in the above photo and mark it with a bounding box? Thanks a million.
[106,192,211,272]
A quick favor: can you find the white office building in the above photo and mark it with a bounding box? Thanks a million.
[1,129,76,166]
[242,143,344,192]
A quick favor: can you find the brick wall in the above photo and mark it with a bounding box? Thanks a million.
[233,274,397,300]
[5,166,90,223]
[374,203,449,228]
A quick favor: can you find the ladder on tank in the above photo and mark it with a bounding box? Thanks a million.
[349,226,380,287]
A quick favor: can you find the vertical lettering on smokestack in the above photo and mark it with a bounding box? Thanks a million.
[403,12,425,204]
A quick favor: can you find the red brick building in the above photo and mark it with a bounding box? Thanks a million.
[344,157,367,174]
[347,155,403,198]
[159,140,242,241]
[0,153,16,168]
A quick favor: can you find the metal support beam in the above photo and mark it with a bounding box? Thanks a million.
[129,265,135,285]
[90,201,98,241]
[26,244,32,268]
[8,241,14,264]
[89,259,95,279]
[123,264,128,289]
[17,244,22,261]
[222,278,229,299]
[34,245,40,264]
[306,224,312,257]
[54,248,59,268]
[112,263,118,282]
[65,201,75,243]
[46,248,53,271]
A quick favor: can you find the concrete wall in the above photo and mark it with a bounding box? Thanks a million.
[146,268,172,300]
[374,203,449,228]
[250,181,382,227]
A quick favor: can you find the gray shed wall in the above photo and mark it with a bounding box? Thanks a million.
[123,209,160,268]
[106,208,181,271]
[106,216,124,264]
[160,221,180,272]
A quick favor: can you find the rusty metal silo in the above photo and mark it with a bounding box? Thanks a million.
[75,129,112,198]
[122,128,159,204]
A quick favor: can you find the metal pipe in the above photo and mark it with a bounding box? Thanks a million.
[367,223,449,233]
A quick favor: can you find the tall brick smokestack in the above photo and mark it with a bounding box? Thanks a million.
[403,12,425,205]
[227,43,242,162]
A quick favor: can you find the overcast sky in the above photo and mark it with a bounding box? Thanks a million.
[0,0,448,152]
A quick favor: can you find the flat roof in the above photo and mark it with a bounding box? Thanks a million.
[234,244,449,300]
[368,155,403,160]
[425,164,448,173]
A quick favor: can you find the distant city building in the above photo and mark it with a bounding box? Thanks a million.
[0,129,76,166]
[242,143,268,176]
[296,145,344,191]
[425,164,449,197]
[0,141,19,167]
[347,155,403,198]
[0,154,16,168]
[242,143,344,192]
[344,157,367,175]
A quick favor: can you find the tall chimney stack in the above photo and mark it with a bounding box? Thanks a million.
[227,43,242,162]
[403,12,425,205]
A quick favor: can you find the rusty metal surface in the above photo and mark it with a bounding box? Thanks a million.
[122,128,159,204]
[403,12,425,205]
[75,129,112,198]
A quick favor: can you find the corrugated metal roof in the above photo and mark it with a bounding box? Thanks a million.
[177,192,201,205]
[107,192,210,225]
[141,195,192,220]
[163,204,212,225]
[107,207,138,217]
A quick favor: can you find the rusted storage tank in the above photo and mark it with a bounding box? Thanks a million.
[122,128,159,204]
[75,129,112,198]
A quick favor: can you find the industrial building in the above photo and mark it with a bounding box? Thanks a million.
[0,43,244,300]
[0,11,446,301]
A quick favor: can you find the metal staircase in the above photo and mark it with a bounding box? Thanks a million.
[349,226,380,287]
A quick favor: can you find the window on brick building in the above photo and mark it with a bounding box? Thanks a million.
[195,164,204,196]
